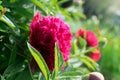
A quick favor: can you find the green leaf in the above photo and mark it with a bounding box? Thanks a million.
[72,12,86,19]
[0,75,5,80]
[81,56,99,71]
[82,74,89,80]
[3,61,25,79]
[78,37,87,49]
[38,73,43,80]
[0,21,9,33]
[84,47,97,54]
[3,60,33,80]
[52,43,64,79]
[27,42,50,80]
[54,43,59,76]
[10,0,16,3]
[31,0,47,15]
[0,15,16,30]
[71,39,78,54]
[50,0,57,7]
[60,8,73,21]
[58,49,64,70]
[8,44,17,65]
[0,1,2,4]
[59,71,82,76]
[80,56,97,71]
[0,6,3,10]
[14,7,33,19]
[75,67,90,74]
[51,43,59,80]
[57,71,82,79]
[15,65,33,80]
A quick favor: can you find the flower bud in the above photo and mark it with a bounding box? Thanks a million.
[89,72,104,80]
[82,72,104,80]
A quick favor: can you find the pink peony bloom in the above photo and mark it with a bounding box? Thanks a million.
[89,48,101,61]
[76,28,98,47]
[76,28,85,37]
[76,28,100,61]
[86,30,98,47]
[30,12,72,71]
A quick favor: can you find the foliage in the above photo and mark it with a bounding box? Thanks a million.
[0,0,93,80]
[100,37,120,80]
[0,0,120,80]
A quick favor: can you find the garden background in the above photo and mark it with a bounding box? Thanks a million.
[0,0,120,80]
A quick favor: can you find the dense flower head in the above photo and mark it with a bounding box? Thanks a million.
[76,28,98,47]
[76,28,100,61]
[30,12,72,71]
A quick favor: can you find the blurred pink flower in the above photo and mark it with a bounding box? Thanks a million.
[89,48,101,61]
[76,28,84,37]
[76,28,98,47]
[86,30,98,47]
[76,28,100,61]
[30,12,72,71]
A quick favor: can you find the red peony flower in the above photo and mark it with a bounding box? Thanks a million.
[76,28,98,47]
[30,12,72,71]
[76,28,100,61]
[86,30,98,47]
[89,48,101,61]
[76,28,85,37]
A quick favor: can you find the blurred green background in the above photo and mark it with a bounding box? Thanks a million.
[0,0,120,80]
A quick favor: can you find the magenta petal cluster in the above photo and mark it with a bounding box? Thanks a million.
[76,28,100,61]
[86,30,98,47]
[76,28,98,47]
[76,28,84,37]
[30,12,72,71]
[89,48,101,61]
